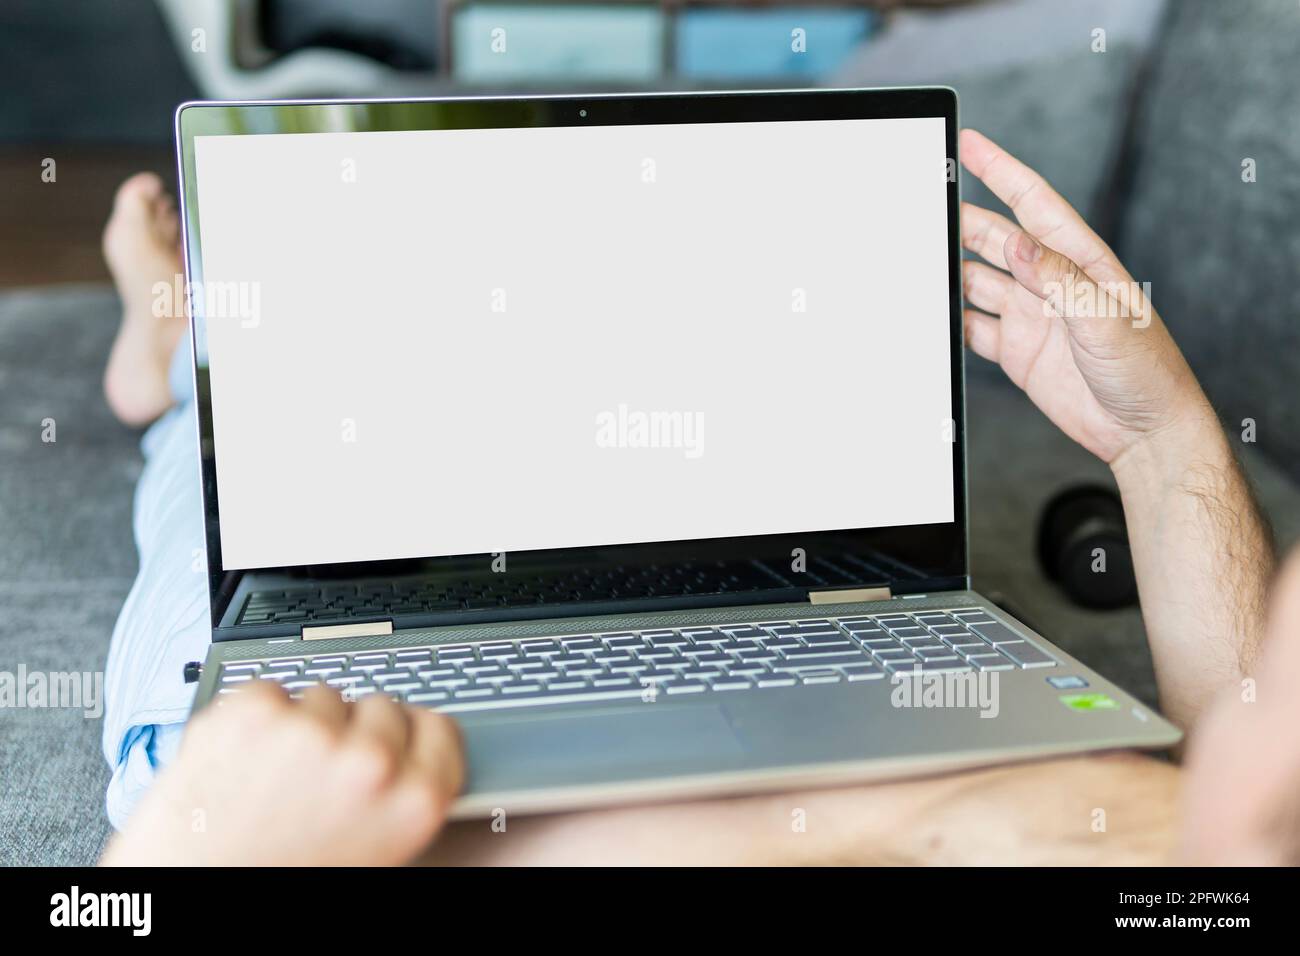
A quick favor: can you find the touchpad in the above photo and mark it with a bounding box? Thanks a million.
[462,705,748,789]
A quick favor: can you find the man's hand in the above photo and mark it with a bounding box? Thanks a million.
[961,129,1273,731]
[960,128,1206,463]
[101,682,464,866]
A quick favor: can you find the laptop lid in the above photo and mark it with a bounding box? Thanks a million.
[174,89,968,640]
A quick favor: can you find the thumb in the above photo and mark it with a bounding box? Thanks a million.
[1002,230,1149,333]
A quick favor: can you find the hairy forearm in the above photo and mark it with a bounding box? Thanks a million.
[423,754,1179,866]
[1111,401,1274,731]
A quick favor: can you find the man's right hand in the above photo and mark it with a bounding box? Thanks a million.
[101,681,464,866]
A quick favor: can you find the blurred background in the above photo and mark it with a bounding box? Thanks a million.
[2,0,1299,863]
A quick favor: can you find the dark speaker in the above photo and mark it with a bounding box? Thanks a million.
[1036,484,1137,610]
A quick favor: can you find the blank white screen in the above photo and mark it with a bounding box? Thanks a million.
[193,116,955,570]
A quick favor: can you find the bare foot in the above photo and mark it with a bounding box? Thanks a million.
[102,172,186,427]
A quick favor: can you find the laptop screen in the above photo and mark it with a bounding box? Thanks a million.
[189,108,954,572]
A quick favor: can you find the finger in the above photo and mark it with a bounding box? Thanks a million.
[960,128,1125,283]
[961,202,1016,269]
[192,677,288,740]
[406,708,466,799]
[962,260,1015,317]
[963,309,1001,363]
[348,692,413,770]
[297,682,352,734]
[1002,230,1132,341]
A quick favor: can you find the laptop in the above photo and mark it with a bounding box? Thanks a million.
[178,88,1180,817]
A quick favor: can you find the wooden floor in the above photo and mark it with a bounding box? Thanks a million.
[0,145,174,288]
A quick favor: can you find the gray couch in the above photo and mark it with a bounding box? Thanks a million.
[3,0,1299,865]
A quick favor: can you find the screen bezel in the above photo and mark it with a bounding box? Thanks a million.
[175,88,969,633]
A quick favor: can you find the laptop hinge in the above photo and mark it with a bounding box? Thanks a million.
[301,621,394,641]
[807,586,892,605]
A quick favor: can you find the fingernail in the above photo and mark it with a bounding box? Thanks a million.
[1014,233,1042,263]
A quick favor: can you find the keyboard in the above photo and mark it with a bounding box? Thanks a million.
[215,608,1058,713]
[233,556,879,625]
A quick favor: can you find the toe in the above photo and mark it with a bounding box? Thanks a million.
[113,172,165,213]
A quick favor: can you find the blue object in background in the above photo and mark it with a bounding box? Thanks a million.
[453,5,666,82]
[676,8,877,79]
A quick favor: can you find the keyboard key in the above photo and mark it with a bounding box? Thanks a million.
[855,634,900,648]
[424,675,471,688]
[501,683,544,695]
[887,627,930,639]
[840,620,884,633]
[453,686,497,700]
[913,613,953,625]
[645,631,689,646]
[407,691,450,705]
[803,632,853,646]
[840,664,884,681]
[520,640,560,656]
[755,673,798,688]
[762,638,802,651]
[710,679,752,691]
[997,642,1057,668]
[592,676,637,689]
[772,655,867,672]
[665,680,709,695]
[914,647,959,660]
[887,659,973,674]
[546,679,589,691]
[325,674,366,687]
[967,655,1014,671]
[607,662,649,675]
[258,670,299,683]
[636,669,678,684]
[602,634,642,648]
[800,671,842,685]
[780,646,868,661]
[968,622,1022,645]
[687,631,730,644]
[382,680,423,693]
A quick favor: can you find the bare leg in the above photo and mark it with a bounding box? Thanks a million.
[423,753,1180,866]
[102,173,186,427]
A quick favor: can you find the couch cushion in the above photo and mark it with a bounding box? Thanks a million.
[1118,0,1300,481]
